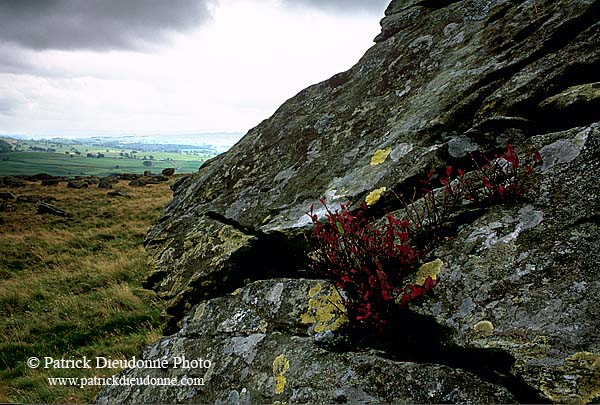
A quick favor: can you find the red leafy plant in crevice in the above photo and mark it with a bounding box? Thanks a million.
[306,201,436,332]
[465,144,542,203]
[402,144,543,241]
[305,144,542,333]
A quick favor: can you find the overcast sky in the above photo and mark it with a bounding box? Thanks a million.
[0,0,388,137]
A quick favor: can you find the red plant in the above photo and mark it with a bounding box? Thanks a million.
[305,144,540,333]
[401,165,466,242]
[403,144,542,240]
[306,201,435,331]
[467,144,542,203]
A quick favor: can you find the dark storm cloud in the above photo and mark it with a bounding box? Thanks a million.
[0,0,215,51]
[280,0,390,14]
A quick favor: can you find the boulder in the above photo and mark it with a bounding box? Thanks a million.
[98,177,118,189]
[84,177,100,185]
[98,279,516,404]
[118,173,141,181]
[100,0,600,402]
[0,192,16,200]
[1,177,27,188]
[37,203,67,217]
[41,179,62,186]
[107,189,129,198]
[67,180,88,189]
[162,167,175,176]
[128,179,146,187]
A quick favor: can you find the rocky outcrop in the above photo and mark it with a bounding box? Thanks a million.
[99,0,600,403]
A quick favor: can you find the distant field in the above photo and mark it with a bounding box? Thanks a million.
[0,138,214,177]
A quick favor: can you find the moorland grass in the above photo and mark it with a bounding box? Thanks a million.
[0,178,173,403]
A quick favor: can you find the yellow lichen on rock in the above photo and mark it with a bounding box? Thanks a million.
[473,320,494,337]
[272,354,290,394]
[365,187,387,206]
[300,282,348,333]
[415,258,443,285]
[259,320,268,333]
[540,351,600,404]
[370,147,392,166]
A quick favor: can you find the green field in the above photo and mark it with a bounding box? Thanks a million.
[0,138,214,176]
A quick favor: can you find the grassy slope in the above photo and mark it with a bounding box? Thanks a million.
[0,178,174,403]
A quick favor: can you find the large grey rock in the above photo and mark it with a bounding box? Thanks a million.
[98,279,516,404]
[144,0,600,323]
[101,0,600,402]
[417,125,600,404]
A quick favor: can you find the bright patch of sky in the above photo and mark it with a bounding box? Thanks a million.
[0,0,388,138]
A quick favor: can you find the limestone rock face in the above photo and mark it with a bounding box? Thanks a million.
[100,0,600,402]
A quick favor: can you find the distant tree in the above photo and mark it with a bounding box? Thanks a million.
[149,155,154,160]
[97,153,104,158]
[143,160,152,167]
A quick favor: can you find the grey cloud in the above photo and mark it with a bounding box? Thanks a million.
[0,0,215,51]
